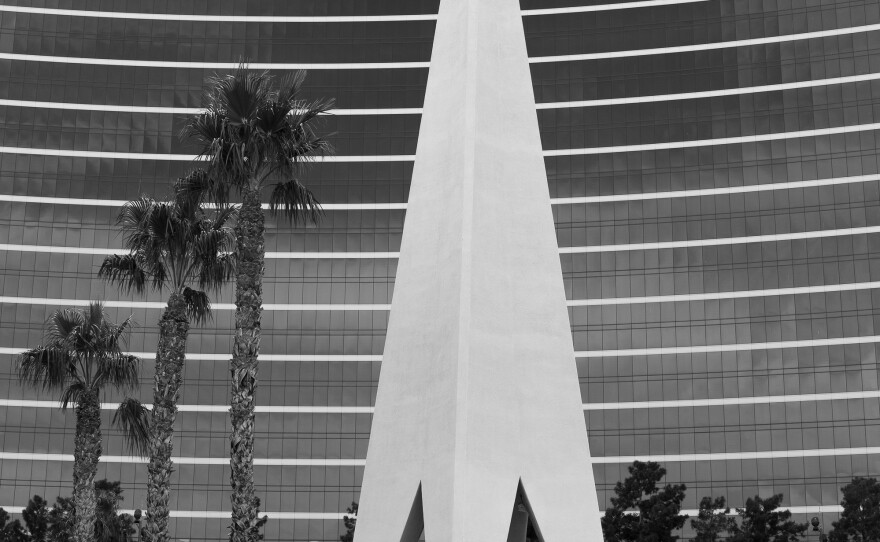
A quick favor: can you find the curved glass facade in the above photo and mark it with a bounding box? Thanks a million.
[0,0,878,540]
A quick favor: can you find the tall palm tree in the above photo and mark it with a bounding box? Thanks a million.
[179,66,332,542]
[99,183,236,542]
[17,302,149,542]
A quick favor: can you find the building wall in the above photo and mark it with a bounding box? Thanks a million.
[525,0,880,531]
[0,0,877,540]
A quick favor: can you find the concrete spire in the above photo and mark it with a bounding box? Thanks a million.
[353,0,603,539]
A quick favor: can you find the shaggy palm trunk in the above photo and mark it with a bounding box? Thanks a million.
[229,185,264,542]
[72,388,101,542]
[144,293,190,542]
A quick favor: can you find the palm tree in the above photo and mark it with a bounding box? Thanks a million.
[179,66,332,541]
[17,302,149,542]
[99,184,236,542]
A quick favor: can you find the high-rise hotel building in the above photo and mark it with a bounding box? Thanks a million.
[1,0,879,540]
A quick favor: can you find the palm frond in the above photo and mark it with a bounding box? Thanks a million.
[277,70,308,105]
[268,179,324,226]
[112,398,150,457]
[181,110,226,147]
[191,210,236,290]
[197,252,236,292]
[255,101,294,136]
[275,70,307,106]
[59,381,87,410]
[98,254,148,294]
[210,203,238,230]
[145,201,177,247]
[182,287,212,324]
[214,65,271,126]
[45,307,85,344]
[183,134,248,198]
[85,301,107,338]
[290,97,336,126]
[288,133,334,170]
[95,353,141,392]
[17,346,72,390]
[117,197,156,233]
[182,114,251,192]
[107,314,135,352]
[192,226,234,262]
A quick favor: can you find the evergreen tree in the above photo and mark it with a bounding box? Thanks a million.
[691,496,736,542]
[0,509,29,542]
[339,502,357,542]
[829,477,880,542]
[601,461,688,542]
[45,481,135,542]
[729,494,807,542]
[92,481,136,542]
[22,497,49,542]
[46,498,74,542]
[0,484,133,542]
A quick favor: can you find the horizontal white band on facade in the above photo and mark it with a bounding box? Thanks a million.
[0,4,437,22]
[0,99,423,116]
[6,224,880,259]
[0,146,414,162]
[163,511,346,520]
[672,506,843,515]
[593,447,880,464]
[568,280,880,306]
[576,335,880,358]
[537,72,880,108]
[662,506,845,516]
[757,505,844,514]
[0,1,710,20]
[522,0,709,16]
[7,122,878,162]
[0,506,346,520]
[0,347,381,362]
[0,452,365,466]
[4,447,879,466]
[546,122,880,156]
[6,389,878,414]
[264,251,399,259]
[0,174,876,210]
[11,280,879,312]
[561,225,880,253]
[584,390,880,410]
[4,74,878,116]
[0,194,408,210]
[3,280,876,310]
[0,505,844,520]
[552,173,880,204]
[0,296,390,311]
[0,243,400,259]
[530,23,880,63]
[0,399,374,414]
[0,52,429,70]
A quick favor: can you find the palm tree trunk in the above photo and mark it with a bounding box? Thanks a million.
[144,293,190,542]
[229,185,264,542]
[72,388,101,542]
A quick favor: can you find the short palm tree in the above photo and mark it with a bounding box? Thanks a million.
[17,302,149,542]
[99,184,236,542]
[179,66,332,542]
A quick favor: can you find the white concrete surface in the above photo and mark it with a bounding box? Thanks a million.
[353,0,603,539]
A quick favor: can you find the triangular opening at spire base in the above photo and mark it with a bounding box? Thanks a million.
[399,484,425,542]
[507,480,544,542]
